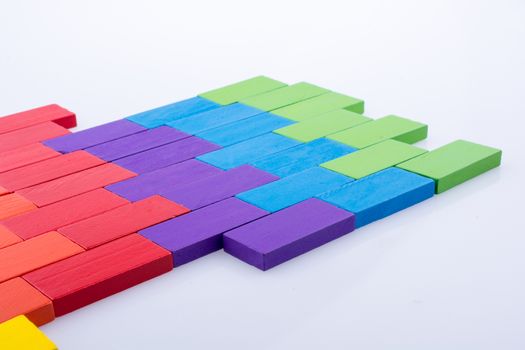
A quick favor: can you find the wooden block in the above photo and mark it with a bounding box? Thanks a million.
[0,143,60,174]
[318,168,435,227]
[0,315,57,350]
[0,122,70,153]
[0,151,105,191]
[197,133,300,170]
[397,140,502,193]
[18,163,136,207]
[0,188,129,240]
[271,92,365,121]
[59,195,189,249]
[23,234,173,316]
[328,115,428,149]
[0,278,54,326]
[0,227,22,250]
[223,198,355,270]
[199,76,287,105]
[0,104,75,135]
[321,139,427,179]
[274,109,371,142]
[141,198,268,266]
[239,82,330,111]
[0,193,36,220]
[0,186,9,196]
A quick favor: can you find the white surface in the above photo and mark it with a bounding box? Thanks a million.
[1,1,524,349]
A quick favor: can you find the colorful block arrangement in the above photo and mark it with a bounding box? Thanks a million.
[0,76,502,348]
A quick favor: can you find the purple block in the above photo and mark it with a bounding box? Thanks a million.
[140,198,268,266]
[113,136,221,174]
[85,126,190,161]
[160,165,278,210]
[44,119,146,153]
[105,159,223,201]
[223,198,355,270]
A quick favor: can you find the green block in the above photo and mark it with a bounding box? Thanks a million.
[271,92,365,121]
[239,82,329,111]
[321,139,427,179]
[328,115,428,149]
[274,109,372,142]
[397,140,502,193]
[199,76,287,105]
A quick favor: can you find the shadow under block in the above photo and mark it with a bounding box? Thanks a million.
[0,193,36,220]
[160,165,278,210]
[197,133,300,170]
[44,119,146,153]
[59,195,189,249]
[126,96,220,128]
[397,140,502,193]
[198,76,287,105]
[0,315,57,350]
[0,122,70,153]
[0,104,76,135]
[23,234,173,316]
[328,115,428,149]
[0,278,54,326]
[322,139,427,179]
[0,189,128,240]
[274,109,371,142]
[0,143,60,174]
[224,198,355,271]
[318,167,435,227]
[141,198,268,266]
[114,136,221,174]
[271,92,365,121]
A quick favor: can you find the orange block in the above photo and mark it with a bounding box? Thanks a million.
[0,193,36,220]
[0,226,21,250]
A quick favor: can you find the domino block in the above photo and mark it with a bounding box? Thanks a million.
[274,109,371,142]
[322,139,427,179]
[114,136,221,174]
[197,133,300,170]
[318,167,435,227]
[0,122,70,153]
[85,126,189,161]
[397,140,502,193]
[223,198,355,270]
[0,315,57,350]
[0,231,84,283]
[59,195,189,249]
[140,198,268,266]
[0,228,22,250]
[0,193,36,220]
[0,189,128,240]
[106,159,223,201]
[23,234,173,316]
[18,163,136,207]
[0,104,75,135]
[44,119,146,153]
[329,115,428,149]
[199,76,287,105]
[237,167,353,212]
[160,165,278,210]
[0,143,60,174]
[271,92,365,120]
[0,278,54,326]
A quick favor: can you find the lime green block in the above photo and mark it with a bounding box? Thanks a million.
[397,140,502,194]
[321,139,427,179]
[274,109,372,142]
[239,82,329,111]
[199,76,287,105]
[328,115,428,149]
[271,92,365,121]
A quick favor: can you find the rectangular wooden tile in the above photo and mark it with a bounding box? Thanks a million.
[0,186,8,196]
[0,315,57,350]
[0,143,60,174]
[0,104,75,135]
[0,122,70,153]
[0,193,36,220]
[0,227,22,250]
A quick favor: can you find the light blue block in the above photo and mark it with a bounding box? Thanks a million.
[252,138,356,177]
[166,103,264,134]
[197,133,300,170]
[236,167,353,212]
[127,97,220,128]
[197,113,294,146]
[317,167,435,227]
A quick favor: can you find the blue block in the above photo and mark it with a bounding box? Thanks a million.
[317,167,435,227]
[197,133,300,170]
[197,113,294,147]
[126,96,220,128]
[166,103,264,134]
[252,138,356,177]
[236,167,353,212]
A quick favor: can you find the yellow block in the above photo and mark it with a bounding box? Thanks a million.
[0,315,57,350]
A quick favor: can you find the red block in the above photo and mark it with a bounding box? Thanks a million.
[0,143,60,174]
[23,234,173,316]
[0,186,9,196]
[0,122,70,153]
[0,226,22,249]
[0,104,76,135]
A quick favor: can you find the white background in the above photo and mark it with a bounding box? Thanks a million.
[1,1,524,349]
